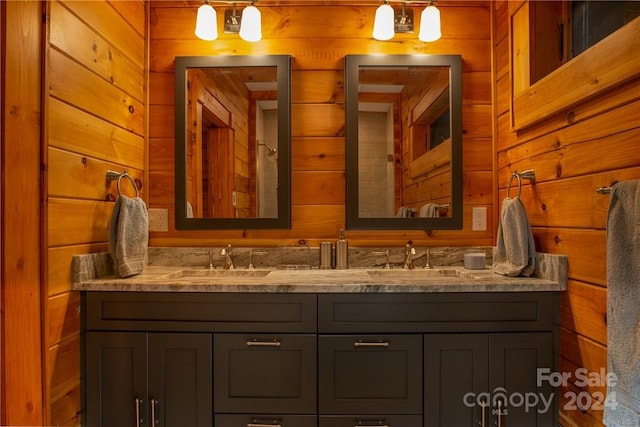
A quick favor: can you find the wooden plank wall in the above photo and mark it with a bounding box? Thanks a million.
[45,0,147,425]
[493,2,640,426]
[1,1,44,425]
[148,0,494,248]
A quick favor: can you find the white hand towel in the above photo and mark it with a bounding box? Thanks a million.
[603,180,640,427]
[491,196,536,277]
[109,195,149,278]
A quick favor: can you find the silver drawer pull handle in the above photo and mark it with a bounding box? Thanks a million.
[354,420,389,427]
[354,340,390,348]
[246,339,281,347]
[247,423,281,427]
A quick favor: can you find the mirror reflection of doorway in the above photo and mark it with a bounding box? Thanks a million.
[358,104,395,218]
[255,100,278,218]
[199,106,235,218]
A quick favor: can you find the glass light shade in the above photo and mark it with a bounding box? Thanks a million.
[419,5,441,42]
[239,5,262,42]
[372,4,395,41]
[195,4,218,41]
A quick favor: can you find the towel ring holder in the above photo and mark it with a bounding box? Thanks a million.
[506,173,522,199]
[506,169,535,199]
[106,170,139,198]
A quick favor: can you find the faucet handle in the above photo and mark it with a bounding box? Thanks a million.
[248,249,267,269]
[423,248,433,269]
[372,249,391,269]
[423,248,445,269]
[194,250,215,269]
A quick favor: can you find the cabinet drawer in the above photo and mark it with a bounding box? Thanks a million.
[215,414,317,427]
[85,292,317,332]
[318,293,555,333]
[319,415,422,427]
[214,333,317,413]
[319,335,422,414]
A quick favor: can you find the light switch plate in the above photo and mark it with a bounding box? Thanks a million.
[472,207,487,231]
[148,208,169,232]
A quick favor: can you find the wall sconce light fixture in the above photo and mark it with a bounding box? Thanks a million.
[239,3,262,42]
[195,1,262,42]
[373,1,395,41]
[372,1,441,42]
[195,2,218,41]
[418,4,441,42]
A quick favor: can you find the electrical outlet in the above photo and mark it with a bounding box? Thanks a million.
[472,207,487,231]
[148,208,169,232]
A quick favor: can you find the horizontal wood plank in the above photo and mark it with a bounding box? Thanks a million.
[48,148,143,201]
[48,243,109,297]
[61,0,145,68]
[48,98,144,170]
[560,280,607,346]
[291,171,345,205]
[48,199,113,247]
[48,292,81,347]
[49,48,144,136]
[50,1,144,102]
[292,137,345,171]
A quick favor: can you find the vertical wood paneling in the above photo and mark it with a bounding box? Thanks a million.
[493,2,640,424]
[1,1,44,425]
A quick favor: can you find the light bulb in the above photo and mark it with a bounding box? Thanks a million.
[195,4,218,41]
[419,5,441,42]
[239,5,262,42]
[372,3,395,41]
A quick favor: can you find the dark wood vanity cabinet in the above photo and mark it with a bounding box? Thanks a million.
[318,335,422,415]
[213,333,317,414]
[424,332,554,426]
[85,332,212,427]
[82,291,557,427]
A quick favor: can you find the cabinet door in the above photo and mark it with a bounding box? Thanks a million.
[489,332,555,427]
[424,334,489,427]
[319,335,422,414]
[214,333,317,413]
[147,333,212,427]
[85,332,147,427]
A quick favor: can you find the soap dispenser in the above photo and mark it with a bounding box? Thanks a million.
[335,229,349,269]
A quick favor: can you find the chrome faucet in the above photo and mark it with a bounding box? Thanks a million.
[219,244,235,269]
[403,243,416,269]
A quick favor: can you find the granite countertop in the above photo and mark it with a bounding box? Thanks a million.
[72,247,568,293]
